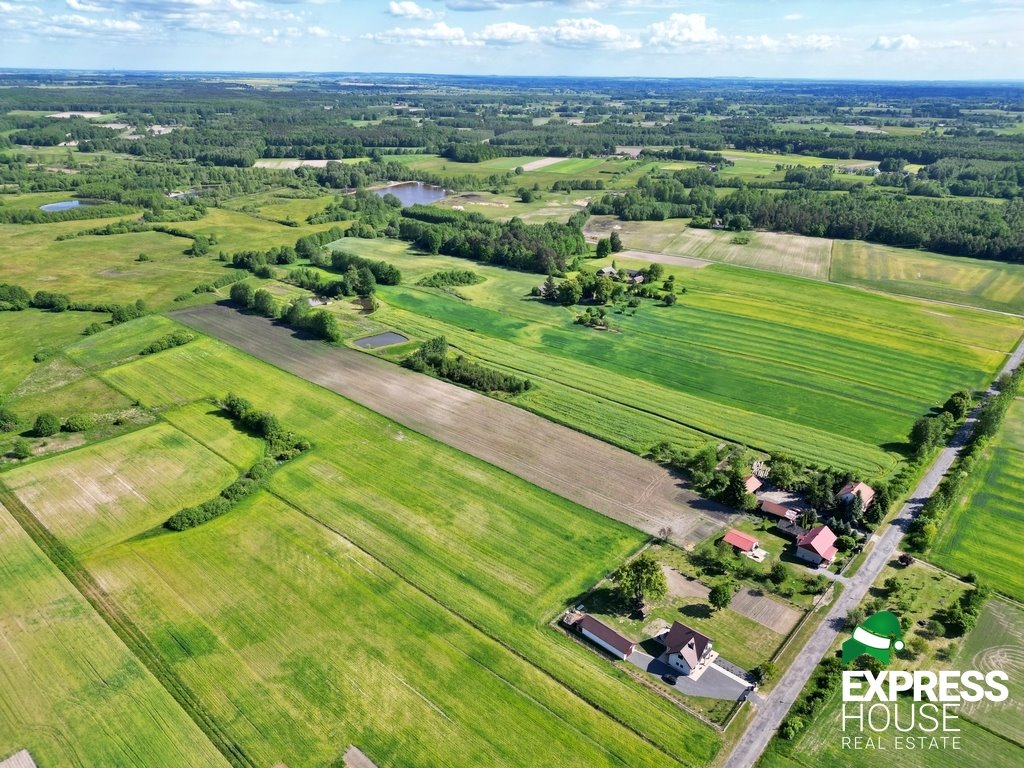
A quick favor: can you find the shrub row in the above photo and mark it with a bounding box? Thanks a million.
[403,336,531,395]
[140,331,195,355]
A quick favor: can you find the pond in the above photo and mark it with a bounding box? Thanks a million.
[39,199,92,212]
[353,332,410,349]
[375,182,447,207]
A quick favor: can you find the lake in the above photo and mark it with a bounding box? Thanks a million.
[376,182,447,207]
[39,200,90,212]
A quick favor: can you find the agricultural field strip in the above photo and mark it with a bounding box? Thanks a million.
[0,493,241,768]
[89,494,693,768]
[167,306,733,545]
[384,304,896,475]
[92,327,721,763]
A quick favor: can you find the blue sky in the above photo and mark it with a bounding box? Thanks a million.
[1,0,1022,79]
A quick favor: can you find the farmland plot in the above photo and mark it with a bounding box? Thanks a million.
[0,502,229,768]
[2,423,238,553]
[96,329,721,764]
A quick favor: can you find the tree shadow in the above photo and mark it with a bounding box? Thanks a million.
[680,603,712,620]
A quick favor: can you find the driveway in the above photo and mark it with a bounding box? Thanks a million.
[625,650,750,701]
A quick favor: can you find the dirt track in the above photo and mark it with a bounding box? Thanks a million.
[172,305,731,547]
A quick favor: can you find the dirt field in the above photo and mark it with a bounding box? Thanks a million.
[174,305,733,547]
[519,157,566,172]
[729,588,802,634]
[615,249,711,270]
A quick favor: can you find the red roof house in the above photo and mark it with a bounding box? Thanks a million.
[839,481,875,509]
[795,525,838,567]
[743,475,763,494]
[723,529,759,553]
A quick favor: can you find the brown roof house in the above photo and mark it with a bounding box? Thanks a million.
[839,481,875,509]
[743,475,763,494]
[564,612,635,660]
[795,525,838,567]
[660,621,715,676]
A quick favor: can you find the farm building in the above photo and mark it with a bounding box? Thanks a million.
[622,269,645,284]
[839,481,875,509]
[597,266,618,277]
[743,475,763,494]
[761,499,798,522]
[795,525,838,567]
[0,751,37,768]
[722,529,767,561]
[563,612,635,660]
[659,621,714,676]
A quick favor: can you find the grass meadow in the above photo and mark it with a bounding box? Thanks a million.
[0,501,231,768]
[929,398,1024,600]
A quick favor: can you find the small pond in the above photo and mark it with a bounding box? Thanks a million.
[354,332,410,350]
[39,199,94,212]
[375,182,447,207]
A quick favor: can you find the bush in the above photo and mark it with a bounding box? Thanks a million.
[33,413,61,437]
[31,291,71,312]
[0,284,31,311]
[229,281,255,307]
[11,438,31,460]
[0,407,19,432]
[62,414,94,432]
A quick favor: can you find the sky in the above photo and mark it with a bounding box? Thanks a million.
[1,0,1022,79]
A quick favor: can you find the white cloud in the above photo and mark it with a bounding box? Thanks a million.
[477,21,538,45]
[306,24,329,37]
[65,0,109,11]
[787,33,838,51]
[871,34,921,51]
[647,13,722,48]
[388,1,438,20]
[366,21,482,46]
[870,34,975,52]
[783,12,802,21]
[540,17,640,50]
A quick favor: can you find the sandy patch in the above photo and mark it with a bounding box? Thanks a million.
[48,111,101,119]
[616,249,711,270]
[663,565,710,600]
[519,157,568,172]
[729,588,802,634]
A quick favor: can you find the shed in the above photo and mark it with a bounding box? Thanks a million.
[723,529,759,553]
[570,614,635,660]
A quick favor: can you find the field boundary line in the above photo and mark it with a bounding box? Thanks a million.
[0,481,257,768]
[267,488,711,765]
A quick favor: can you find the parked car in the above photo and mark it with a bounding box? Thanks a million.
[662,674,678,685]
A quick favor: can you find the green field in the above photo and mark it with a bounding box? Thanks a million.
[719,150,877,180]
[587,218,1024,314]
[929,398,1024,599]
[0,501,231,767]
[329,239,1023,478]
[2,422,239,553]
[41,325,721,766]
[952,599,1024,744]
[830,240,1024,314]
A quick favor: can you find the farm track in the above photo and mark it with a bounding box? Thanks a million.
[0,482,256,768]
[172,304,734,547]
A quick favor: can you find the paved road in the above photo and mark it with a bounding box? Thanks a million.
[172,304,733,547]
[721,335,1024,768]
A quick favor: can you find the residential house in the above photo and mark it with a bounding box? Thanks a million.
[743,475,763,494]
[564,612,635,660]
[660,621,714,676]
[795,525,838,567]
[623,269,645,284]
[597,266,618,278]
[839,481,875,509]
